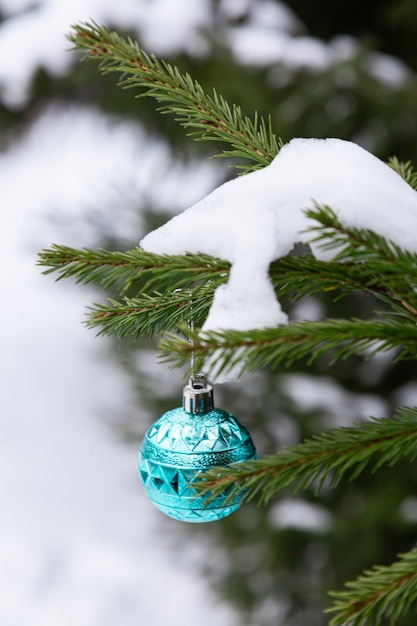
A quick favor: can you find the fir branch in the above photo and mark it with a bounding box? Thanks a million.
[306,204,417,269]
[45,248,417,339]
[37,241,417,339]
[37,244,229,295]
[194,407,417,506]
[327,545,417,626]
[303,205,417,317]
[86,287,213,337]
[68,21,282,172]
[270,254,417,318]
[38,207,417,342]
[160,318,417,376]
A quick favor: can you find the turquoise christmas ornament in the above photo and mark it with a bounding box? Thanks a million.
[139,375,256,523]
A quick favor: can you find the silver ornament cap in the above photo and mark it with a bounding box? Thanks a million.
[183,374,213,414]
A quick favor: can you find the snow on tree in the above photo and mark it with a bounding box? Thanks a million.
[142,137,417,333]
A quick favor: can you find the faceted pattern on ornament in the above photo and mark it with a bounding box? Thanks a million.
[146,407,250,453]
[139,455,243,522]
[139,406,256,523]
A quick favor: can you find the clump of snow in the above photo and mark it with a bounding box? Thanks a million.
[399,496,417,523]
[135,0,211,57]
[281,373,388,428]
[0,0,212,108]
[366,52,411,89]
[268,498,332,533]
[228,27,329,70]
[141,137,417,333]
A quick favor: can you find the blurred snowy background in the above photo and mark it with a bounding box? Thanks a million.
[2,2,417,626]
[0,3,234,626]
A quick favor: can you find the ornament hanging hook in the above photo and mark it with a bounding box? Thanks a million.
[184,295,213,413]
[189,310,195,380]
[174,287,196,380]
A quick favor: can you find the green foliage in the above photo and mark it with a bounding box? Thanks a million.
[69,22,282,172]
[38,245,228,336]
[39,23,417,626]
[194,407,417,505]
[38,244,229,295]
[326,546,417,626]
[86,288,212,338]
[160,317,417,377]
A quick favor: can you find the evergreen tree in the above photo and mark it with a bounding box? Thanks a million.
[39,22,417,626]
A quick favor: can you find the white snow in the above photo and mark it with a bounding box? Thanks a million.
[135,0,211,57]
[2,104,221,248]
[366,52,411,88]
[227,25,411,87]
[240,0,301,32]
[0,0,212,107]
[281,374,388,427]
[399,496,417,523]
[141,137,417,333]
[228,26,330,70]
[222,0,399,85]
[0,0,411,109]
[268,498,332,533]
[0,105,234,626]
